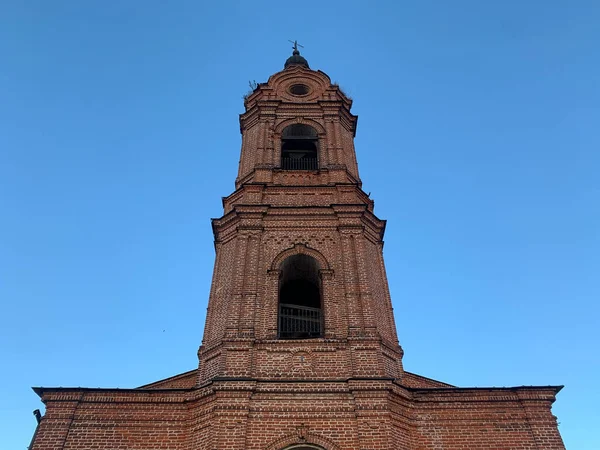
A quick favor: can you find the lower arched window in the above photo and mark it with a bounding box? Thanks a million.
[278,254,322,339]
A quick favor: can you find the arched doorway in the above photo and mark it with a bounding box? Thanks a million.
[282,445,326,450]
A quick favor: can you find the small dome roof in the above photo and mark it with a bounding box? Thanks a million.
[284,49,309,69]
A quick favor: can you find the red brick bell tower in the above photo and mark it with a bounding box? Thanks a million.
[197,46,404,388]
[30,48,565,450]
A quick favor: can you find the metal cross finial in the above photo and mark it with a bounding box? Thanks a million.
[288,40,304,52]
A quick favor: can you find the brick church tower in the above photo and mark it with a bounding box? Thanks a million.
[30,49,565,450]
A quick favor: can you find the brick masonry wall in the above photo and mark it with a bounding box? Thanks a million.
[198,202,405,382]
[31,389,189,450]
[407,387,565,449]
[32,381,564,450]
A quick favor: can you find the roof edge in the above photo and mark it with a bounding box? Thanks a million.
[32,382,563,399]
[404,384,564,394]
[137,368,197,389]
[32,386,195,398]
[402,370,455,388]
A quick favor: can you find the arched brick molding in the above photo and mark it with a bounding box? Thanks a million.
[268,65,332,101]
[282,446,327,450]
[265,428,339,450]
[270,243,331,272]
[274,117,326,136]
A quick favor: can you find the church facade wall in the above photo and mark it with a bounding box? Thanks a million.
[32,383,563,450]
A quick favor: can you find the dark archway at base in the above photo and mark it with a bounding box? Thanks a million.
[282,446,326,450]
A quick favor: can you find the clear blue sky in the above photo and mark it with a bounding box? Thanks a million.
[1,1,598,449]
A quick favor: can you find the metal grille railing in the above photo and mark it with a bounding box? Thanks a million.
[279,303,322,339]
[281,157,318,170]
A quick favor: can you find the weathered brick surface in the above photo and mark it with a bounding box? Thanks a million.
[32,381,564,449]
[30,55,564,449]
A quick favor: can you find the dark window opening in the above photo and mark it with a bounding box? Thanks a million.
[278,254,322,339]
[281,124,318,170]
[289,84,310,96]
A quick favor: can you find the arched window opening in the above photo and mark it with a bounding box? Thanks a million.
[278,254,322,339]
[281,124,319,170]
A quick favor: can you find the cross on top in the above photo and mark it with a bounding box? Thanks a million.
[288,40,304,52]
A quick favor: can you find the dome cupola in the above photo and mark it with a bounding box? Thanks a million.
[284,40,309,69]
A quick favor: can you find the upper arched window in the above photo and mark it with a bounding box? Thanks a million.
[281,124,319,170]
[278,254,322,339]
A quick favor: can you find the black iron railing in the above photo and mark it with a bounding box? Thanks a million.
[281,157,318,170]
[279,303,322,339]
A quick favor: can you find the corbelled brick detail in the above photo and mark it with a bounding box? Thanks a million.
[30,54,565,450]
